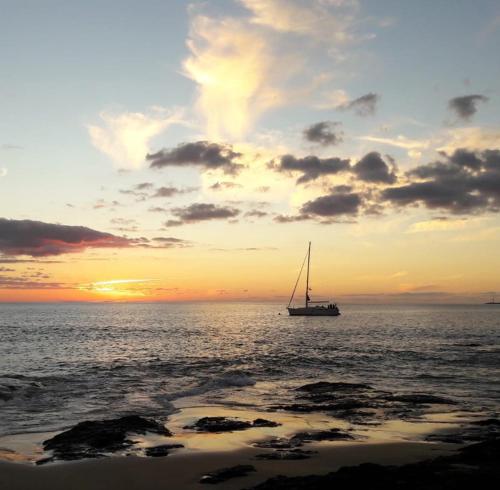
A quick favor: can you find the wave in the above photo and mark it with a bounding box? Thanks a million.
[160,370,256,402]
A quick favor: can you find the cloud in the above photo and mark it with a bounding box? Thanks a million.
[148,237,192,248]
[273,154,350,184]
[338,92,379,116]
[300,187,362,217]
[245,209,268,218]
[407,217,469,233]
[240,0,362,44]
[148,141,243,175]
[184,14,296,140]
[209,181,243,191]
[88,108,183,169]
[273,213,311,223]
[382,148,500,214]
[352,151,397,184]
[0,168,7,177]
[183,1,374,138]
[303,121,343,146]
[438,127,500,154]
[359,135,430,158]
[152,186,198,198]
[0,218,132,257]
[165,203,240,226]
[448,94,489,121]
[0,276,70,289]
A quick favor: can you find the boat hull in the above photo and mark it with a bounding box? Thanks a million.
[287,307,340,316]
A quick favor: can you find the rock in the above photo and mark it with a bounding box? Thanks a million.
[290,428,354,443]
[296,382,372,393]
[253,437,302,449]
[271,401,371,413]
[145,444,183,457]
[255,449,315,460]
[252,418,281,428]
[200,464,256,484]
[42,415,171,461]
[185,416,252,432]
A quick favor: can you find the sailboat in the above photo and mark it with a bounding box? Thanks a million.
[485,295,500,305]
[287,242,340,316]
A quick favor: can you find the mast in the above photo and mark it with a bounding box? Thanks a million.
[305,241,311,307]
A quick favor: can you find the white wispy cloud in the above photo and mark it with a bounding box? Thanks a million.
[359,135,430,158]
[88,108,184,169]
[184,0,372,140]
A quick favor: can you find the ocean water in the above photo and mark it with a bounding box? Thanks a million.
[1,302,499,438]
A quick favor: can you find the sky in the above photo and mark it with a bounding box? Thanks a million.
[1,0,499,303]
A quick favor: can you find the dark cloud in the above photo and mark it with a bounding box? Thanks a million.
[135,182,153,190]
[448,94,488,120]
[245,210,268,218]
[148,206,167,213]
[148,141,243,174]
[152,186,197,198]
[209,181,242,191]
[93,199,121,209]
[0,275,70,289]
[352,152,397,184]
[303,121,343,146]
[273,214,311,223]
[0,218,132,257]
[165,203,240,226]
[301,189,362,217]
[339,93,379,116]
[273,154,350,184]
[382,148,500,213]
[148,237,191,248]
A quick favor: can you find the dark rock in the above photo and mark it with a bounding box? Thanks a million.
[185,416,252,433]
[253,418,281,428]
[253,438,302,449]
[246,438,500,489]
[271,400,371,413]
[291,428,354,443]
[200,464,256,484]
[255,449,316,460]
[42,415,171,461]
[296,381,372,393]
[145,443,183,457]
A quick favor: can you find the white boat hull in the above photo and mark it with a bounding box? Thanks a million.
[287,306,340,316]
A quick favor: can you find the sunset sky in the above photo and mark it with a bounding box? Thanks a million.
[1,0,499,303]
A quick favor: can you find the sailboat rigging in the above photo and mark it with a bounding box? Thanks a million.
[287,242,340,316]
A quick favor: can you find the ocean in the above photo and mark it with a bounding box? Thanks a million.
[1,303,499,438]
